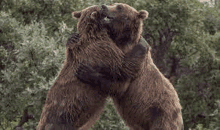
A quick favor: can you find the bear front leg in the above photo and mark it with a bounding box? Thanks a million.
[122,37,149,78]
[75,39,148,93]
[75,63,112,94]
[75,38,148,82]
[66,32,80,47]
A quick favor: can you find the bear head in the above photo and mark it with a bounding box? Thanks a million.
[100,3,148,47]
[72,5,109,35]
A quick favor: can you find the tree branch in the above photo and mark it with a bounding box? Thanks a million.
[14,105,34,130]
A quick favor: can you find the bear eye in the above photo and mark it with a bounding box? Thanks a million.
[116,5,123,10]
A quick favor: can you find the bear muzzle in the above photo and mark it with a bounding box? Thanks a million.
[100,5,114,23]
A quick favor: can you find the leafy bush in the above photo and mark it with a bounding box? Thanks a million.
[0,12,70,129]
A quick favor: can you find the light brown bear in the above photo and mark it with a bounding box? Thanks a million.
[37,5,147,130]
[76,3,184,130]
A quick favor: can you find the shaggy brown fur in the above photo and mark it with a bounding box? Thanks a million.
[76,3,184,130]
[37,5,147,130]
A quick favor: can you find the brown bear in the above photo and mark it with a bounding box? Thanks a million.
[75,3,184,130]
[37,5,147,130]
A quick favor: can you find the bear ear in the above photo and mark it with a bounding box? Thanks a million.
[91,11,98,20]
[72,11,81,19]
[138,10,148,20]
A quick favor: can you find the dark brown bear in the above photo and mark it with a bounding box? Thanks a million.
[37,5,147,130]
[76,3,184,130]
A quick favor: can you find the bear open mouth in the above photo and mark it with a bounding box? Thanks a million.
[103,15,113,23]
[106,16,113,19]
[100,5,114,21]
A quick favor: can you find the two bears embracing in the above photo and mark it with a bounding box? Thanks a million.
[37,3,184,130]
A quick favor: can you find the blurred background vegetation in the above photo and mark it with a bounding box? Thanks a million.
[0,0,219,129]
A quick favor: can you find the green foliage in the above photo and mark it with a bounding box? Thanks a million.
[0,0,98,36]
[175,25,220,129]
[0,11,21,47]
[0,11,72,129]
[0,0,220,129]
